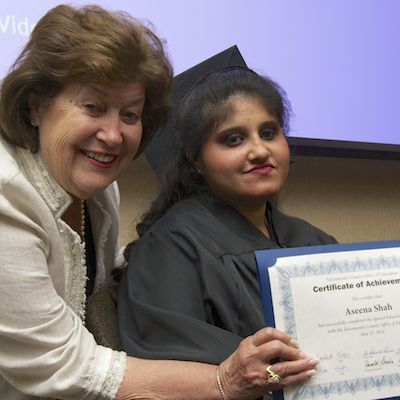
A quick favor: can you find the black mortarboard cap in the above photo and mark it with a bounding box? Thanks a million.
[144,45,247,180]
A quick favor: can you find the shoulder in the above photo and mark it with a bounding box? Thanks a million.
[270,204,337,246]
[128,195,220,257]
[0,143,55,264]
[0,138,22,188]
[0,141,62,252]
[0,139,43,213]
[152,194,214,231]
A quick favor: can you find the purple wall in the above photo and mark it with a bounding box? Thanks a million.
[1,0,399,148]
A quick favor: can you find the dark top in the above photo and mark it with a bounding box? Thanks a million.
[84,202,97,298]
[118,193,337,364]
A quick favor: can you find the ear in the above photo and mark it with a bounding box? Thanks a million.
[193,159,203,175]
[28,94,41,127]
[187,151,202,175]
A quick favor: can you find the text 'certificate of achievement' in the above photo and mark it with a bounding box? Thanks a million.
[255,240,400,400]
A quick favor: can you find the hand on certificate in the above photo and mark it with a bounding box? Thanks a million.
[218,327,319,399]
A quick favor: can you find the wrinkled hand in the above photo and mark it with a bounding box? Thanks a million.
[218,327,318,400]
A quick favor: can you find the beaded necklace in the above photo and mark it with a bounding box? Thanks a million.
[80,200,86,269]
[80,199,86,239]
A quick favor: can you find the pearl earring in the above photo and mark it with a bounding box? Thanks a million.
[30,120,38,127]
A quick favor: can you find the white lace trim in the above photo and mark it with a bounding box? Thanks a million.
[100,351,127,400]
[61,223,87,320]
[17,147,87,320]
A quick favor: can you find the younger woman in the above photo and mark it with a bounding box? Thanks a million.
[119,67,335,397]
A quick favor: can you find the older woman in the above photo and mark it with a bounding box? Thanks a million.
[119,67,336,399]
[0,4,313,400]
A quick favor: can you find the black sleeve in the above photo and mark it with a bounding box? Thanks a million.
[118,226,242,364]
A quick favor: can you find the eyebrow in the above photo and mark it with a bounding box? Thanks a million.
[73,84,106,98]
[78,84,145,105]
[260,120,280,128]
[216,119,280,134]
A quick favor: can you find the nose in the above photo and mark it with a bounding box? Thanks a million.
[247,135,270,161]
[96,114,123,148]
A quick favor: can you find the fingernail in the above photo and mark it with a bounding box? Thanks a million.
[290,338,299,348]
[309,358,320,367]
[306,369,316,377]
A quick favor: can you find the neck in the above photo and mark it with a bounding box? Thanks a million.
[62,197,85,238]
[234,202,270,238]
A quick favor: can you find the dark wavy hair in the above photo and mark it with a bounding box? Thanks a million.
[0,4,173,155]
[137,66,291,236]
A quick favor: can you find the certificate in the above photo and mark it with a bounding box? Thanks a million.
[255,240,400,400]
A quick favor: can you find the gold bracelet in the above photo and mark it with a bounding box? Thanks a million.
[216,368,229,400]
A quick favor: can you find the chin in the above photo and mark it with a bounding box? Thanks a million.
[73,183,112,199]
[247,190,279,200]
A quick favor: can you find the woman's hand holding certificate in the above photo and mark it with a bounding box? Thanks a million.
[256,241,400,400]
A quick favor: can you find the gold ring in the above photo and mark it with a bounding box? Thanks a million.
[265,364,282,385]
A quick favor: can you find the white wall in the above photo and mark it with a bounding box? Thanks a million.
[118,154,400,246]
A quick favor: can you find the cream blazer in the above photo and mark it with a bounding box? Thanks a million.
[0,138,126,400]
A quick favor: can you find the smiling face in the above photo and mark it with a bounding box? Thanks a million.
[196,94,290,209]
[31,81,145,199]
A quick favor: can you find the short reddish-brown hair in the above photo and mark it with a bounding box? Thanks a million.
[0,4,173,154]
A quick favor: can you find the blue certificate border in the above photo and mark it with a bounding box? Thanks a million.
[255,240,400,400]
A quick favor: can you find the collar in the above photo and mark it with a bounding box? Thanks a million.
[16,146,72,218]
[194,194,282,251]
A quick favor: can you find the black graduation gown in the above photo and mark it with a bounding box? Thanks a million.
[118,193,337,364]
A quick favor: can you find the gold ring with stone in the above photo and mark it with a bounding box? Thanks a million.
[265,364,282,385]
